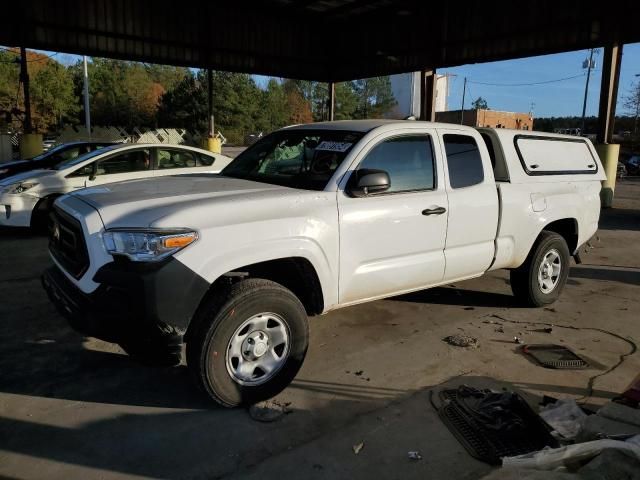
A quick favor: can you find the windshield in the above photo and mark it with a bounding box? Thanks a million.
[222,130,363,190]
[28,143,69,161]
[54,145,122,171]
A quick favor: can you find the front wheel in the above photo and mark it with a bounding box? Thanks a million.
[510,231,571,307]
[187,278,309,407]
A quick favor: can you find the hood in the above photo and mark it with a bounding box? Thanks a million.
[70,174,297,228]
[0,169,57,187]
[0,159,33,170]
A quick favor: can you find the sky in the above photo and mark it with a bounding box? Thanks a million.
[436,43,640,118]
[8,42,640,119]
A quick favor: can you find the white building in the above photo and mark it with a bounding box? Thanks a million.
[388,72,449,119]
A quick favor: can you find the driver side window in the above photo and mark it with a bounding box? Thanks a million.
[68,162,94,178]
[356,135,435,193]
[95,149,151,175]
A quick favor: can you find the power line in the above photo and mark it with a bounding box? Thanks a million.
[468,73,585,87]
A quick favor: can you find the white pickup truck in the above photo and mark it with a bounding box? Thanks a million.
[42,120,605,407]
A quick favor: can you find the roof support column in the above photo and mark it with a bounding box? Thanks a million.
[596,42,623,208]
[597,43,623,144]
[205,68,221,153]
[328,82,335,121]
[420,68,436,121]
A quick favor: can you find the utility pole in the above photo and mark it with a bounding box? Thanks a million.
[19,47,32,134]
[328,81,335,121]
[207,68,214,137]
[460,77,467,125]
[82,56,91,138]
[634,74,640,135]
[581,48,596,135]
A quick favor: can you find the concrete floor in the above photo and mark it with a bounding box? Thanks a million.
[1,180,639,480]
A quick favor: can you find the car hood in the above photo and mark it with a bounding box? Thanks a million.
[0,159,33,169]
[70,174,301,228]
[0,169,58,187]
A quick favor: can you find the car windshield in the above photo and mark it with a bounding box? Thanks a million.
[28,144,69,161]
[221,130,363,190]
[54,145,122,171]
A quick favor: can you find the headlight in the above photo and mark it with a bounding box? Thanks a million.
[9,182,39,194]
[0,169,8,175]
[103,229,198,262]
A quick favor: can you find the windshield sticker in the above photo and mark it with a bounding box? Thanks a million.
[316,141,353,152]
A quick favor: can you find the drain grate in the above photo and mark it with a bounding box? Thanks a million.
[436,387,558,465]
[523,344,589,369]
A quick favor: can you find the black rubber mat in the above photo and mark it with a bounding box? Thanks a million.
[436,386,558,465]
[523,344,589,369]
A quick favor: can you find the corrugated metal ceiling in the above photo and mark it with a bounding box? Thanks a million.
[2,0,638,81]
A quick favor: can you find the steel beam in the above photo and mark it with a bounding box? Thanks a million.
[597,43,623,144]
[420,69,436,121]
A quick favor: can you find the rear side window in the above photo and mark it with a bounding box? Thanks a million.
[357,135,435,193]
[197,153,215,166]
[157,149,197,169]
[514,136,598,175]
[443,134,484,188]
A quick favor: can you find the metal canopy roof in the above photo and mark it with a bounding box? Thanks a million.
[3,0,639,82]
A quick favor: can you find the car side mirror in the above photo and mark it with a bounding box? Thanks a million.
[347,169,391,197]
[88,163,97,181]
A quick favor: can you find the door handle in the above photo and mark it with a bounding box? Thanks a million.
[422,206,446,216]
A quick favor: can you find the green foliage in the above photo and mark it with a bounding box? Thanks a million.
[353,76,397,119]
[0,49,398,140]
[472,97,489,110]
[30,61,78,131]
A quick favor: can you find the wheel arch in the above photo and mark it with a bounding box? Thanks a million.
[30,193,62,229]
[541,218,579,254]
[184,256,324,342]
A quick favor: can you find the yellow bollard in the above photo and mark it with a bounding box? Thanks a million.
[595,143,620,209]
[19,133,43,159]
[205,136,222,154]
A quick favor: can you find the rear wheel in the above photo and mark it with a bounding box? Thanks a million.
[510,231,570,307]
[187,278,308,407]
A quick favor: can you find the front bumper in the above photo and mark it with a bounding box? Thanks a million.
[42,257,210,344]
[0,193,38,227]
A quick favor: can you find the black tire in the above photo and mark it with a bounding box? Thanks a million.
[187,278,309,408]
[510,231,571,307]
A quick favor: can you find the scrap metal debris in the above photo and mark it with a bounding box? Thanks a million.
[352,442,364,455]
[248,400,292,422]
[444,334,479,348]
[408,451,423,461]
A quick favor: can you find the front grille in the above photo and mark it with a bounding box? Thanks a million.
[48,207,90,279]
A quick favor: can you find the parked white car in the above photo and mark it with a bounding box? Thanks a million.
[0,143,232,229]
[42,120,605,407]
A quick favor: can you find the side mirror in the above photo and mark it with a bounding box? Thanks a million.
[347,169,391,197]
[88,163,97,181]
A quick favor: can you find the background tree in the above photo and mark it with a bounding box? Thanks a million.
[30,61,78,131]
[353,76,396,119]
[471,97,489,110]
[623,81,640,135]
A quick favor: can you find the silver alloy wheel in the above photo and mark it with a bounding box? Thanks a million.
[537,248,562,294]
[225,312,290,386]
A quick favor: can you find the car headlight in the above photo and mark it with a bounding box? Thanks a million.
[0,168,8,175]
[9,182,39,194]
[103,229,198,262]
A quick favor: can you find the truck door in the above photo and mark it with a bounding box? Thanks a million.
[437,129,500,280]
[337,130,448,304]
